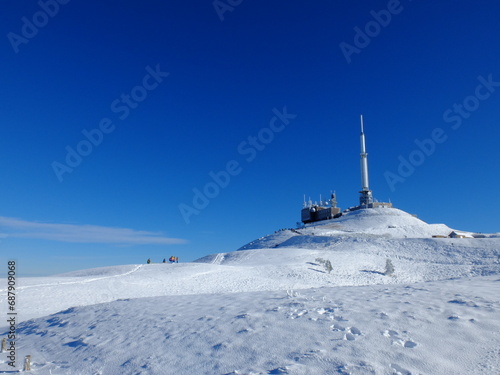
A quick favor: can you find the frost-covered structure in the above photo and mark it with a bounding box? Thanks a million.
[301,115,392,224]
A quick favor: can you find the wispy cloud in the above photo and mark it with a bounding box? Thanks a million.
[0,216,186,245]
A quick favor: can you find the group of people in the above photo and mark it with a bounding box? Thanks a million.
[146,257,179,264]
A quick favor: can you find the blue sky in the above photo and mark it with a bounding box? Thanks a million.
[1,0,499,276]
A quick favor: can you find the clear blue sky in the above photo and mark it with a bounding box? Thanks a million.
[1,0,499,276]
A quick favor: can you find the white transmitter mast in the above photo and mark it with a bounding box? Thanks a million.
[359,115,373,207]
[300,115,393,224]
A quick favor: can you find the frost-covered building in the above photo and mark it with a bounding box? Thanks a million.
[301,193,341,224]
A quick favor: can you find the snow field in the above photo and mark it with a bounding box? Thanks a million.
[2,277,499,374]
[0,208,499,374]
[3,234,498,324]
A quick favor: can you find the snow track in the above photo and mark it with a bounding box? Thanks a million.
[211,252,225,264]
[0,264,144,292]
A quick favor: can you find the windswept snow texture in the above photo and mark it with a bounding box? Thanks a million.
[0,208,499,374]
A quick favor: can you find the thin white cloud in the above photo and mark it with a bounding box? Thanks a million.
[0,216,186,245]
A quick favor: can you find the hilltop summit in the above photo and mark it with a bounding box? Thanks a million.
[239,207,456,251]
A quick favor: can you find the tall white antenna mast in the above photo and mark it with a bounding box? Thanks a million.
[359,115,373,207]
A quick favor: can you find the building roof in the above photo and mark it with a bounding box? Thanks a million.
[449,231,474,238]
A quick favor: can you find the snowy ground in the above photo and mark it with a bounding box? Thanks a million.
[0,208,499,374]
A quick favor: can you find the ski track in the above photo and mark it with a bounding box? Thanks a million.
[0,265,144,292]
[212,252,225,265]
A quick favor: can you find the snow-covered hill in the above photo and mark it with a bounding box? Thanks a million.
[0,208,499,374]
[238,208,457,251]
